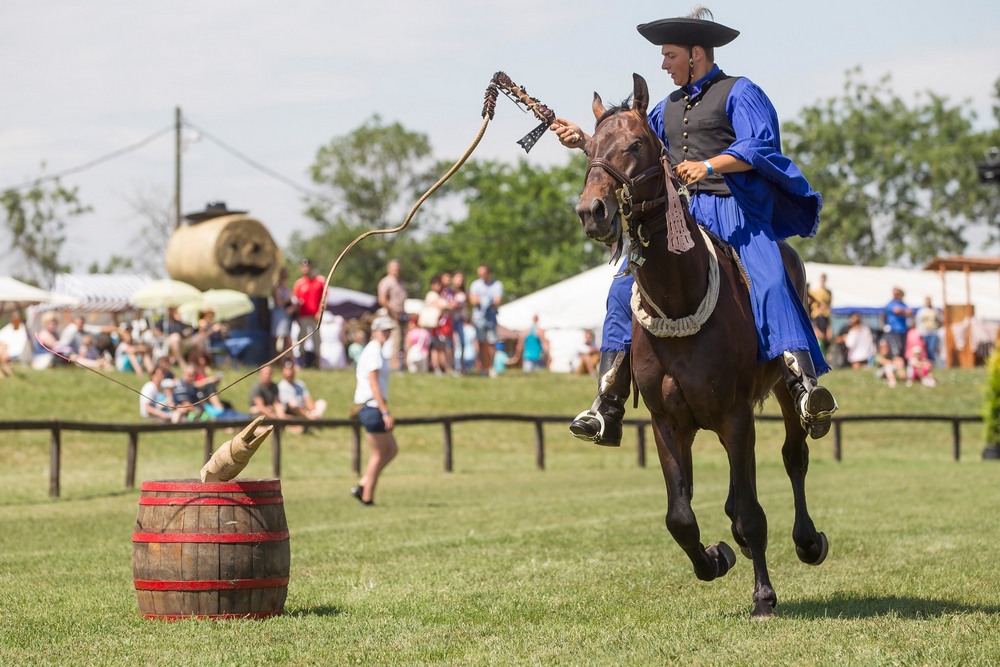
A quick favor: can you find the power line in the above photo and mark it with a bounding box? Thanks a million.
[182,118,344,209]
[1,125,175,193]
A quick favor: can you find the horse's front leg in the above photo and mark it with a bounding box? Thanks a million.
[775,382,829,566]
[651,416,736,582]
[721,408,777,618]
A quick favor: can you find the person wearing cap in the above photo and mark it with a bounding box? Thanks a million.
[350,315,400,506]
[551,5,836,444]
[293,257,326,368]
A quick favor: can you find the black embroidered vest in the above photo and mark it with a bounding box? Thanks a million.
[663,72,740,196]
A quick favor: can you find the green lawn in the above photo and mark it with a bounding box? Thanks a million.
[1,365,998,665]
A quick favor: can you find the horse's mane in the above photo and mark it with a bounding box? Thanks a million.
[595,97,634,127]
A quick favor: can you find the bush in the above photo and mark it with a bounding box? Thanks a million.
[983,348,1000,447]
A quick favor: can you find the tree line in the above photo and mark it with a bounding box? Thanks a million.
[3,69,998,297]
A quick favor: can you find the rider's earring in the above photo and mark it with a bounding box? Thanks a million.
[689,58,694,68]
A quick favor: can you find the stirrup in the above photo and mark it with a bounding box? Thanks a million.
[570,409,605,442]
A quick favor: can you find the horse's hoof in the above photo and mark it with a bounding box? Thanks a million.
[795,531,829,566]
[751,606,777,620]
[707,542,737,577]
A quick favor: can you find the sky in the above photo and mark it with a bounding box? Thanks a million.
[2,0,999,281]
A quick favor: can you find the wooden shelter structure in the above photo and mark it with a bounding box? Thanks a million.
[924,256,1000,367]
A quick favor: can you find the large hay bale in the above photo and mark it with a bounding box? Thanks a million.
[165,214,284,297]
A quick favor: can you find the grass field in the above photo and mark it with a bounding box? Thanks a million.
[1,365,998,665]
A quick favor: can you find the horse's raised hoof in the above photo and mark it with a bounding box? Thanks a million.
[795,531,829,566]
[706,542,737,578]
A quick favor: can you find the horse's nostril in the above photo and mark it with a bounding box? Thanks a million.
[592,199,607,223]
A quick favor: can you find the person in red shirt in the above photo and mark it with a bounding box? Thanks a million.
[293,258,326,368]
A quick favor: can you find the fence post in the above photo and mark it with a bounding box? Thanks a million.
[534,419,545,470]
[636,424,647,468]
[952,418,961,462]
[272,426,282,477]
[351,424,361,475]
[126,431,138,489]
[49,426,61,498]
[443,420,454,472]
[203,428,214,463]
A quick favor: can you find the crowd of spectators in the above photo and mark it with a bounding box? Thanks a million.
[813,281,941,388]
[1,257,557,421]
[369,259,548,378]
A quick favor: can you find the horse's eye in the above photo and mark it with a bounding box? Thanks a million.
[628,140,643,153]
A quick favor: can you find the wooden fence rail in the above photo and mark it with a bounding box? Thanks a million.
[0,413,983,497]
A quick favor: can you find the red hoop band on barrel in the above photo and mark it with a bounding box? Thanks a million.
[140,479,281,493]
[134,577,289,591]
[138,495,284,506]
[132,531,289,544]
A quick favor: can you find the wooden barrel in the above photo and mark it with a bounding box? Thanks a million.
[132,479,290,620]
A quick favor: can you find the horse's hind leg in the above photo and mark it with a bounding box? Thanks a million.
[776,382,829,566]
[652,420,736,583]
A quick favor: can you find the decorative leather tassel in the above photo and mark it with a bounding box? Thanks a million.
[664,159,695,254]
[517,120,549,153]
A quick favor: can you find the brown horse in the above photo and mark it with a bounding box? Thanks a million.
[576,73,828,618]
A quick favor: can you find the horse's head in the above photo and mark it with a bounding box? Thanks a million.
[576,73,664,253]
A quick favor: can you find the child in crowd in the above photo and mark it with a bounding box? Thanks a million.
[874,339,900,388]
[490,341,509,378]
[906,345,937,387]
[348,329,367,367]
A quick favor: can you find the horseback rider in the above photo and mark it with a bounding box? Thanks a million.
[551,6,837,446]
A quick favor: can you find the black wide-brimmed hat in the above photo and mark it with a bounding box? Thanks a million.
[636,17,739,47]
[183,201,248,223]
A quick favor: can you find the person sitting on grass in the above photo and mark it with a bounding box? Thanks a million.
[139,366,183,423]
[874,338,901,388]
[906,345,937,387]
[173,363,246,421]
[277,360,327,423]
[248,364,287,421]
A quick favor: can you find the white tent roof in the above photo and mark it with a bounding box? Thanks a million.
[499,260,1000,333]
[806,262,1000,320]
[499,259,1000,371]
[0,275,78,315]
[37,273,154,313]
[498,262,620,333]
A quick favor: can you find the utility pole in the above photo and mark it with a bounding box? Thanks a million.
[175,106,182,228]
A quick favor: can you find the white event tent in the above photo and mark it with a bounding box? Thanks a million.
[498,260,1000,373]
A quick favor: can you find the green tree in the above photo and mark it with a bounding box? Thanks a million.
[297,114,437,293]
[426,153,604,299]
[1,176,90,285]
[783,68,999,265]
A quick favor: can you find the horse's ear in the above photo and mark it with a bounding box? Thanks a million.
[592,92,606,120]
[632,73,649,116]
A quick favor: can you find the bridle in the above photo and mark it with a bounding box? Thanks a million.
[585,108,719,337]
[584,109,668,253]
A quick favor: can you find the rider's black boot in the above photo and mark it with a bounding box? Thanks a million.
[569,349,631,447]
[781,350,838,439]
